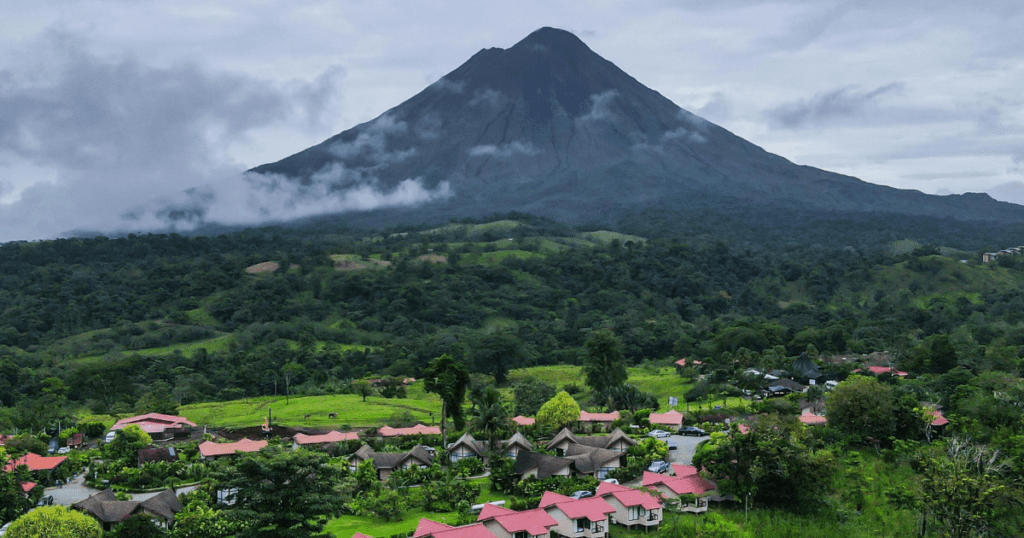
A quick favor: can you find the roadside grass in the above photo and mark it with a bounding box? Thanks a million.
[180,385,441,429]
[326,479,505,538]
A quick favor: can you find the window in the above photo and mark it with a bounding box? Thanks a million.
[628,506,639,521]
[575,518,586,533]
[514,532,528,538]
[598,467,614,479]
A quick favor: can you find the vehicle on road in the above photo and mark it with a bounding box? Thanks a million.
[647,429,671,438]
[647,460,671,473]
[679,426,707,437]
[57,447,70,454]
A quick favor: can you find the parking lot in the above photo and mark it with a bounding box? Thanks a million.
[664,432,707,466]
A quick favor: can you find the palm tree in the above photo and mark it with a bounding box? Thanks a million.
[469,387,511,450]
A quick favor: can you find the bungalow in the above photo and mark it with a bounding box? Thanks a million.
[349,444,434,480]
[292,430,359,449]
[411,517,498,538]
[674,358,703,374]
[929,410,949,438]
[110,413,196,440]
[791,352,823,384]
[198,438,267,460]
[4,452,66,484]
[546,428,637,455]
[642,471,715,510]
[511,416,535,427]
[377,424,441,438]
[799,408,827,426]
[595,481,663,531]
[477,504,558,538]
[855,365,909,377]
[539,491,616,538]
[137,447,178,466]
[578,410,619,431]
[649,410,685,430]
[66,433,85,449]
[563,444,625,480]
[73,488,182,531]
[448,432,535,463]
[513,451,572,480]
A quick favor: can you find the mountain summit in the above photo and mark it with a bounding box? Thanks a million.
[251,27,1024,226]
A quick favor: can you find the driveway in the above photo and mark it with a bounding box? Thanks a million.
[666,433,706,466]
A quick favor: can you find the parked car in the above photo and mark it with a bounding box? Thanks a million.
[570,490,594,500]
[647,460,671,473]
[679,426,707,437]
[647,429,671,438]
[104,431,117,443]
[667,441,678,451]
[57,447,71,455]
[602,478,620,485]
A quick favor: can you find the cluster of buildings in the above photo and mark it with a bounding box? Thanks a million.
[983,246,1024,263]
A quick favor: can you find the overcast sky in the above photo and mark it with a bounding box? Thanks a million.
[1,0,1022,241]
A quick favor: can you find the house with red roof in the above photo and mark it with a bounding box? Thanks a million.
[855,365,909,377]
[595,481,663,531]
[642,471,716,510]
[674,358,703,373]
[539,491,616,537]
[411,517,498,538]
[799,408,827,425]
[476,503,558,538]
[198,438,267,460]
[5,452,66,473]
[111,413,196,440]
[578,410,619,431]
[511,415,535,427]
[377,423,441,438]
[292,430,359,449]
[649,409,685,429]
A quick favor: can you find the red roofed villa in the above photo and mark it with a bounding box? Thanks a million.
[642,471,716,507]
[539,491,616,537]
[856,365,909,377]
[5,452,66,473]
[511,415,535,427]
[579,410,620,430]
[596,480,663,531]
[292,431,359,448]
[111,413,197,440]
[411,517,497,538]
[377,424,441,437]
[477,503,558,538]
[198,438,267,459]
[649,409,685,429]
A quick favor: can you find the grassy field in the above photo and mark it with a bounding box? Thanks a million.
[129,335,233,357]
[180,384,442,429]
[325,479,504,538]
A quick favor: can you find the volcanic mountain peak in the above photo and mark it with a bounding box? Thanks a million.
[250,27,1024,226]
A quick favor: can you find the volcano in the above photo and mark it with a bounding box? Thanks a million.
[250,27,1024,226]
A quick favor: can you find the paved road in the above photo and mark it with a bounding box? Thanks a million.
[44,470,197,506]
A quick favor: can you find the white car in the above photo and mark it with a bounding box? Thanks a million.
[647,429,671,438]
[57,447,71,455]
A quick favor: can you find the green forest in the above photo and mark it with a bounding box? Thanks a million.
[2,212,1024,536]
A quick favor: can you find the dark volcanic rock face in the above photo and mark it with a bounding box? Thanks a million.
[251,27,1024,225]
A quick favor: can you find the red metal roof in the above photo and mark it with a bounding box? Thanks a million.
[293,431,359,445]
[20,481,37,493]
[596,481,662,510]
[477,504,556,535]
[856,366,909,377]
[512,415,535,426]
[198,438,267,457]
[931,410,949,426]
[4,453,66,472]
[579,410,620,422]
[642,472,716,495]
[111,413,196,434]
[413,518,496,538]
[799,414,827,425]
[671,464,698,477]
[539,491,616,521]
[649,409,685,427]
[674,358,703,367]
[378,424,441,437]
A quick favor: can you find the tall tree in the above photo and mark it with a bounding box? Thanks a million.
[211,447,343,538]
[422,354,470,448]
[581,329,628,397]
[4,506,101,538]
[0,448,34,525]
[469,386,511,450]
[536,391,581,431]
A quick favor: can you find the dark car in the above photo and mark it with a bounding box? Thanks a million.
[679,426,707,437]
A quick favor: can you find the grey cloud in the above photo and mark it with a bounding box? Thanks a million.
[469,141,540,158]
[429,77,464,93]
[765,83,904,129]
[469,88,509,108]
[327,114,416,166]
[0,31,343,241]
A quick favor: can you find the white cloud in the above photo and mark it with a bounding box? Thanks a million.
[579,90,619,122]
[468,141,540,158]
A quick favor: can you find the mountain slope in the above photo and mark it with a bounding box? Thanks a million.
[251,27,1024,225]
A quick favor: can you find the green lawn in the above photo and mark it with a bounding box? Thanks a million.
[180,385,442,428]
[325,479,506,538]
